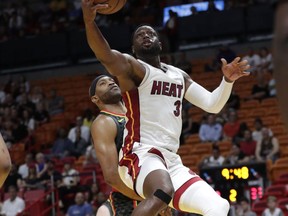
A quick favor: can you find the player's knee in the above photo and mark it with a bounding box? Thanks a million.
[208,198,230,216]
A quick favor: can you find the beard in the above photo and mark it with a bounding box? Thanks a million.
[136,42,161,58]
[100,90,122,104]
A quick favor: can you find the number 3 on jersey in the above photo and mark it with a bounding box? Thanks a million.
[174,100,181,117]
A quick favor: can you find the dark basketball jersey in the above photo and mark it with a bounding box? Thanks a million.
[99,110,125,154]
[99,111,138,216]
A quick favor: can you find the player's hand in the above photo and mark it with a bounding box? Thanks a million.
[158,206,172,216]
[81,0,109,23]
[221,57,250,83]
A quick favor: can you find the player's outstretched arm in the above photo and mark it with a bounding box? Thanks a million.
[184,57,250,113]
[82,0,143,80]
[91,116,142,201]
[273,1,288,128]
[0,134,12,188]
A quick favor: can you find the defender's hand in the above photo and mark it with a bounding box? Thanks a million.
[81,0,108,23]
[221,57,250,83]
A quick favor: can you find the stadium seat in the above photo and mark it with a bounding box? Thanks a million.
[263,184,288,199]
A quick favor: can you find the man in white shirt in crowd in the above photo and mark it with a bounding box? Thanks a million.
[199,114,223,142]
[0,185,25,216]
[18,153,33,179]
[242,47,261,74]
[68,116,90,143]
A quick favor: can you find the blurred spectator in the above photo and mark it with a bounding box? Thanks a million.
[34,102,50,126]
[29,86,45,105]
[255,128,279,163]
[189,6,199,15]
[227,90,241,110]
[91,192,107,214]
[235,197,257,216]
[39,160,62,188]
[175,52,192,74]
[268,70,277,97]
[215,105,230,125]
[206,0,220,12]
[18,153,34,179]
[205,45,236,72]
[180,109,199,144]
[82,108,95,128]
[17,93,35,115]
[0,85,6,103]
[66,192,93,216]
[83,144,98,166]
[3,163,23,192]
[68,116,90,143]
[223,110,240,141]
[242,47,261,74]
[261,196,284,216]
[8,11,24,38]
[199,114,222,142]
[70,127,89,158]
[0,185,25,216]
[20,109,35,134]
[19,165,44,190]
[47,89,64,116]
[35,152,48,179]
[259,47,274,73]
[86,183,99,203]
[233,122,249,146]
[245,74,269,101]
[252,117,273,143]
[239,129,257,161]
[18,75,30,93]
[164,9,179,52]
[199,145,225,168]
[224,144,248,165]
[58,161,80,210]
[51,128,73,159]
[11,119,29,143]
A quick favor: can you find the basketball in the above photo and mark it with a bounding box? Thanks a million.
[94,0,126,15]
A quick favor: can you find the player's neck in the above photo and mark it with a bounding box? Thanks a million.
[102,103,125,115]
[138,56,161,69]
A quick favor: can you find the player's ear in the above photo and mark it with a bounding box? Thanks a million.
[91,95,99,104]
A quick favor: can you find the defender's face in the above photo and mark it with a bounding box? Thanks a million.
[95,76,122,104]
[133,26,161,56]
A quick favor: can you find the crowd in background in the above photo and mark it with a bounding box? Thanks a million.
[0,0,272,45]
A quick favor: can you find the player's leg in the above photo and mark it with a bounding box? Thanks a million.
[0,133,11,188]
[178,180,229,216]
[131,155,174,216]
[166,152,229,216]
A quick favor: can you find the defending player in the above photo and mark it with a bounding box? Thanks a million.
[89,75,171,216]
[90,75,140,215]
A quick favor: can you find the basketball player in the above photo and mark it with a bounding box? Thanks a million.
[0,133,12,188]
[273,0,288,128]
[82,1,250,215]
[89,75,171,216]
